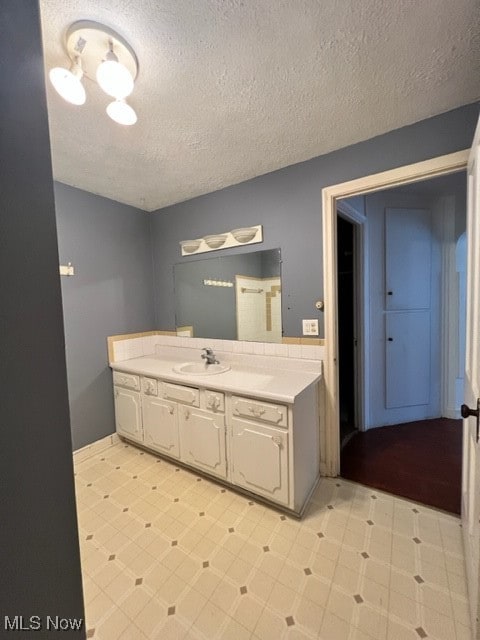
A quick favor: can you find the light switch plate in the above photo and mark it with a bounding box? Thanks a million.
[302,319,319,336]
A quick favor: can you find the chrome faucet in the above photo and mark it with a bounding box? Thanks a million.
[201,347,219,365]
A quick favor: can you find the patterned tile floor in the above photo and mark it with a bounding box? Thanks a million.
[75,442,472,640]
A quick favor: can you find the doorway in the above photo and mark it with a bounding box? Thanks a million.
[321,149,469,478]
[336,171,467,513]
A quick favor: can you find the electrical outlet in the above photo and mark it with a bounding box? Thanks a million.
[302,319,319,336]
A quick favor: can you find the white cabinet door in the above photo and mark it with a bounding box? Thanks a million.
[143,396,179,459]
[114,387,142,443]
[231,418,289,506]
[178,407,227,479]
[386,310,430,408]
[385,208,432,311]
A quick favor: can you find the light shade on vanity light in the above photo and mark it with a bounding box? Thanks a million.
[231,227,258,243]
[204,234,227,249]
[180,239,202,254]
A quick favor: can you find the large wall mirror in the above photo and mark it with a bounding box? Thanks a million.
[174,249,282,342]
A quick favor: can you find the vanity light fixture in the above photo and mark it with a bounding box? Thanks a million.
[203,279,234,287]
[48,21,139,126]
[179,225,263,256]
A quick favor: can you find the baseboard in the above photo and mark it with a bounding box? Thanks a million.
[443,408,461,420]
[73,432,120,464]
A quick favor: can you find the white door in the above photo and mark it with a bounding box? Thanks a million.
[462,118,480,635]
[231,418,289,506]
[143,396,180,459]
[114,387,142,443]
[369,207,441,427]
[178,406,227,479]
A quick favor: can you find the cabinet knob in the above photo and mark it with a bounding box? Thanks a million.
[208,396,220,410]
[272,436,282,447]
[168,407,174,415]
[185,409,190,419]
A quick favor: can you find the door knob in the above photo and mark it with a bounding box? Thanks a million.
[461,402,480,419]
[461,398,480,443]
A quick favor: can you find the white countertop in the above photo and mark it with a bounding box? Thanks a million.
[110,347,322,403]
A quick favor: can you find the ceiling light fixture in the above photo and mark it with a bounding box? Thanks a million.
[48,21,139,125]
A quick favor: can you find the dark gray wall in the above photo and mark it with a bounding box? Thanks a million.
[0,2,85,636]
[174,250,280,339]
[150,103,478,337]
[54,183,155,450]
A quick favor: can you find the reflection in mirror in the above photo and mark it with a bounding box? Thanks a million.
[174,249,282,342]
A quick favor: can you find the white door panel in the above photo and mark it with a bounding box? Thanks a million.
[386,311,430,408]
[385,208,432,310]
[462,119,480,636]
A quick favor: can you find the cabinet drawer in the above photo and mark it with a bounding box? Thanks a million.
[142,377,158,396]
[231,396,288,427]
[202,390,225,413]
[113,371,140,391]
[162,382,200,406]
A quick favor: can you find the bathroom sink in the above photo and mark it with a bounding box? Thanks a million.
[173,362,230,375]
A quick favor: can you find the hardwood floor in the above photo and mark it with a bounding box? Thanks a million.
[340,418,462,514]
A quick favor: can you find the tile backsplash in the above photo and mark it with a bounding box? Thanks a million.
[109,332,325,364]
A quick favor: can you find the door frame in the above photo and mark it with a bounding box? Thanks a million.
[322,149,469,476]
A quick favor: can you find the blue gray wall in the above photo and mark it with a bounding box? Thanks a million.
[54,183,154,450]
[150,103,478,337]
[0,2,84,633]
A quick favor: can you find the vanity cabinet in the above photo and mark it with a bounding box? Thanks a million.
[178,406,227,479]
[112,364,321,516]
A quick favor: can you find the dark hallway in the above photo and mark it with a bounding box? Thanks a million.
[337,215,357,445]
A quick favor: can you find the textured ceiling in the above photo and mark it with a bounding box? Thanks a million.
[39,0,480,212]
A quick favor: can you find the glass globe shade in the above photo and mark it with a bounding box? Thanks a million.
[96,60,134,99]
[106,100,137,126]
[49,66,86,106]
